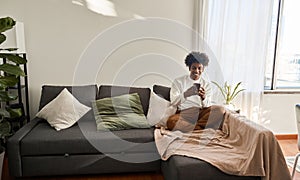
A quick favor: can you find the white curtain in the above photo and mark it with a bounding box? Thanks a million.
[193,0,274,123]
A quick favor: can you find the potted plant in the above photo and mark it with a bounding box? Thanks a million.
[212,81,245,110]
[0,16,27,173]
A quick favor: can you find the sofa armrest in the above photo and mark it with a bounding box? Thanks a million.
[7,118,41,177]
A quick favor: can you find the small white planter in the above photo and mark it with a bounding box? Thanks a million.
[223,103,235,111]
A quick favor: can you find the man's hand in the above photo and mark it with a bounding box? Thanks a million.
[184,85,206,99]
[198,87,206,100]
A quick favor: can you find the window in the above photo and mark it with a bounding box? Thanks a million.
[264,0,300,90]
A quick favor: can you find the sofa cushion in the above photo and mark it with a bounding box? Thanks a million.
[20,117,158,156]
[153,84,171,101]
[93,93,150,131]
[36,88,91,131]
[98,85,151,116]
[39,84,97,110]
[146,92,176,126]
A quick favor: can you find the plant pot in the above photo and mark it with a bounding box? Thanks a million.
[223,103,235,111]
[0,147,4,180]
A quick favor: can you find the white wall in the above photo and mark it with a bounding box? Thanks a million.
[261,93,300,134]
[0,0,195,118]
[0,0,298,135]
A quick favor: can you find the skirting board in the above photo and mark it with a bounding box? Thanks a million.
[275,134,297,140]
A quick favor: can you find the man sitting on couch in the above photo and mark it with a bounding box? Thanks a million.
[167,51,225,132]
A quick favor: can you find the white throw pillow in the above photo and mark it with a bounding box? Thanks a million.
[36,88,91,131]
[147,92,177,126]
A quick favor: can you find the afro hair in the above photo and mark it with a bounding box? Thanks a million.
[184,52,209,68]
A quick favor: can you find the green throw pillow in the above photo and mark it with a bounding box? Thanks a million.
[92,93,150,131]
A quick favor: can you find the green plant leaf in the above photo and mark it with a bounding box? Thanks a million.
[229,82,242,99]
[0,120,11,138]
[0,54,27,64]
[231,88,246,101]
[0,33,6,45]
[0,48,18,51]
[0,109,10,118]
[0,84,5,90]
[225,82,231,101]
[6,107,22,119]
[0,91,17,101]
[0,76,19,87]
[0,64,25,76]
[0,17,16,33]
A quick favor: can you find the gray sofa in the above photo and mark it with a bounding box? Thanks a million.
[7,84,260,180]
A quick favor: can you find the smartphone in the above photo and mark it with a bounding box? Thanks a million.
[193,83,201,90]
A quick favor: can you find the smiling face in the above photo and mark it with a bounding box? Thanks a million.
[189,63,204,80]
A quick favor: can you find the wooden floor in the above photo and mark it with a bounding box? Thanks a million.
[1,139,299,180]
[278,139,300,179]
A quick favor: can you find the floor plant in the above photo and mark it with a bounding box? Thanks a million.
[0,16,27,151]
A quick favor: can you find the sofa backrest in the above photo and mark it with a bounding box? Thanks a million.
[39,85,98,110]
[98,85,151,116]
[38,84,169,116]
[153,84,171,101]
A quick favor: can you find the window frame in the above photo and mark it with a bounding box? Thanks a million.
[265,0,300,92]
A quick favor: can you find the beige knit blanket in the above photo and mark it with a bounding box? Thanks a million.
[154,111,291,180]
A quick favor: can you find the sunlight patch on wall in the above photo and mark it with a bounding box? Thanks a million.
[71,0,145,19]
[72,0,117,17]
[86,0,117,16]
[72,0,84,6]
